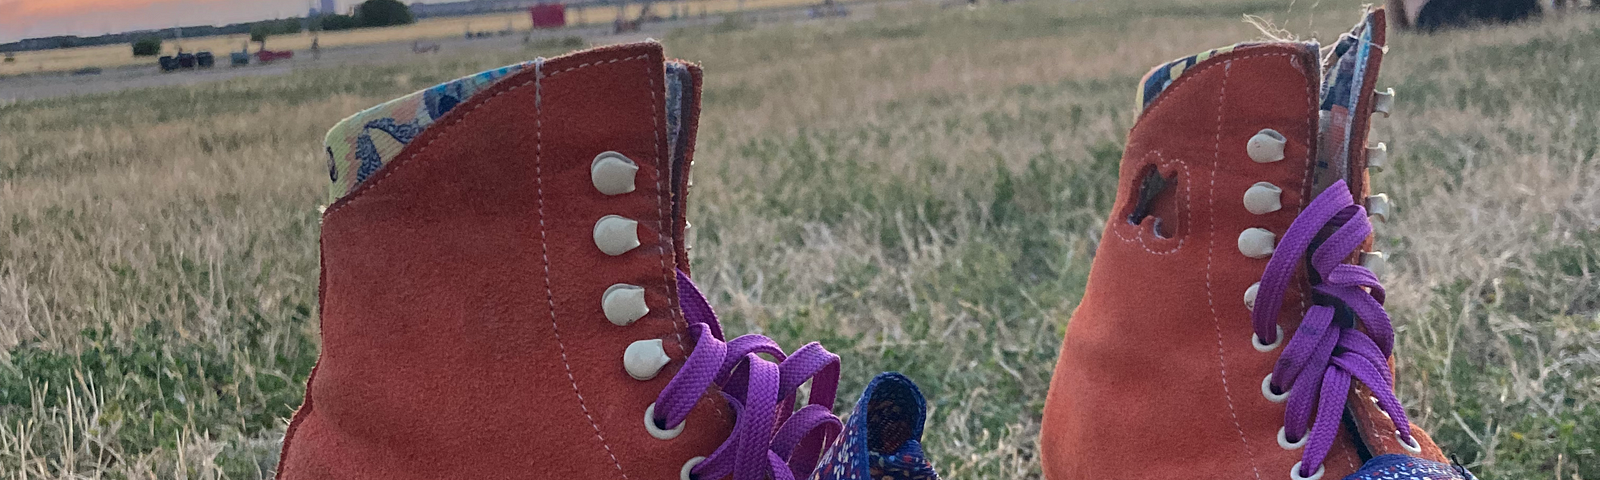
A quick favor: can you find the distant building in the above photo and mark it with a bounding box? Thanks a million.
[410,0,572,19]
[322,0,339,15]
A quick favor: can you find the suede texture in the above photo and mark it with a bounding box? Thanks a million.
[1040,10,1449,478]
[1040,44,1370,479]
[276,42,734,480]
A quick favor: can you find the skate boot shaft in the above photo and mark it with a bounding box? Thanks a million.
[278,42,731,479]
[1041,9,1470,480]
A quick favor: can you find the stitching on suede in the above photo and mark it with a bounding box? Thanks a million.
[1113,50,1305,255]
[642,65,689,358]
[532,59,631,479]
[324,53,651,216]
[1295,51,1315,326]
[1366,395,1388,448]
[546,54,651,79]
[1345,429,1359,472]
[1140,50,1299,124]
[316,50,652,475]
[1202,60,1265,480]
[1107,149,1188,255]
[1358,387,1393,452]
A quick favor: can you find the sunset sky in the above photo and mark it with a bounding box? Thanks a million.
[0,0,449,43]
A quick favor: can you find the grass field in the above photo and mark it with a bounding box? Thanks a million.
[2,0,1599,478]
[0,0,820,76]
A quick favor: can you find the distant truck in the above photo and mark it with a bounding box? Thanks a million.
[531,3,567,28]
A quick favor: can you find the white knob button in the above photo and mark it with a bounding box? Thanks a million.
[1243,182,1283,215]
[624,339,672,380]
[594,215,641,256]
[602,284,649,326]
[591,152,639,196]
[1247,129,1287,163]
[1238,228,1277,259]
[1362,251,1388,277]
[1244,282,1261,311]
[1366,194,1391,222]
[1367,143,1388,172]
[1373,88,1395,117]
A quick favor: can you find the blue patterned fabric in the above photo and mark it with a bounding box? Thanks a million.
[1342,454,1476,480]
[1313,12,1379,195]
[1135,41,1318,112]
[811,373,940,480]
[665,62,688,157]
[324,60,536,203]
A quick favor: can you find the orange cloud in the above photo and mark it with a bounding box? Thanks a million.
[0,0,304,42]
[2,0,225,19]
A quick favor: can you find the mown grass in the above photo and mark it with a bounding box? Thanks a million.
[1,0,1598,478]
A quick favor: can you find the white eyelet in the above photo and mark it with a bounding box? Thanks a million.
[1362,251,1388,278]
[1291,461,1325,480]
[644,402,685,440]
[1262,374,1289,403]
[1365,194,1391,223]
[1366,143,1388,172]
[679,456,706,480]
[591,152,640,196]
[602,284,650,326]
[1238,228,1277,259]
[1396,432,1423,453]
[1243,182,1283,215]
[1277,426,1306,450]
[1373,88,1395,117]
[624,339,672,380]
[1247,129,1287,163]
[1244,282,1261,311]
[1252,325,1284,352]
[594,215,641,256]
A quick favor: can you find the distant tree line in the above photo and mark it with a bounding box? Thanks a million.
[1,0,415,54]
[314,0,415,31]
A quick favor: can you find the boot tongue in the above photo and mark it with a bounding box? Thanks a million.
[816,373,940,480]
[1313,14,1383,197]
[661,60,701,273]
[323,61,535,204]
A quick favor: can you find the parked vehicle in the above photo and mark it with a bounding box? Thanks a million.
[255,50,294,63]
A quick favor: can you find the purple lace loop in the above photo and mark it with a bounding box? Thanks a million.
[655,270,843,480]
[1250,180,1412,475]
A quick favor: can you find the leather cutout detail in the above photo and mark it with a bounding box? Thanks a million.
[1126,164,1181,238]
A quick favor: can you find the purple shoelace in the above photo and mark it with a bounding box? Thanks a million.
[655,270,844,480]
[1250,180,1413,476]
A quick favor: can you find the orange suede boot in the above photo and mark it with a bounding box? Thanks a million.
[276,42,849,480]
[1040,9,1474,480]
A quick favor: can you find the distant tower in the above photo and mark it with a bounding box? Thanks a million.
[320,0,338,16]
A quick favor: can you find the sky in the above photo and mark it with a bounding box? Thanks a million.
[0,0,447,43]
